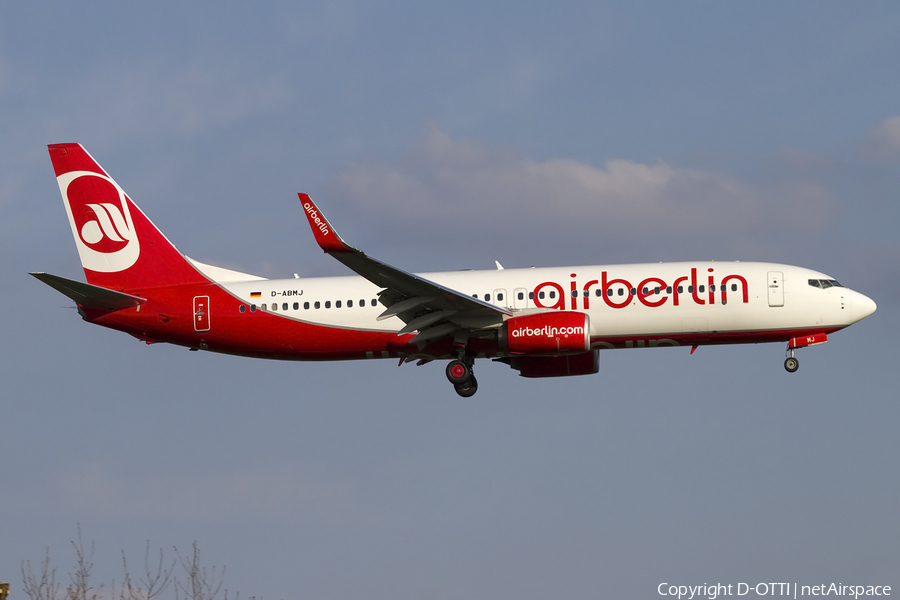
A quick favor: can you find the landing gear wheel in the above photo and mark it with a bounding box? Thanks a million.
[454,375,478,398]
[446,359,471,385]
[784,357,799,373]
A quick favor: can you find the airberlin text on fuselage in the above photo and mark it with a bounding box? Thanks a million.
[303,202,330,236]
[533,267,750,311]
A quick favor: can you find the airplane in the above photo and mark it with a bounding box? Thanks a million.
[32,143,877,397]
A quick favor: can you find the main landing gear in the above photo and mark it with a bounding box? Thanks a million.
[446,356,478,397]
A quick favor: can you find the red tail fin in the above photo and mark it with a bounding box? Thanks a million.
[48,144,206,291]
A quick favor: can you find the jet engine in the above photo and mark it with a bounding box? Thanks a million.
[501,311,591,355]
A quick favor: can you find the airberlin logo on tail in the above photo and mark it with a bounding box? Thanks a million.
[58,171,139,273]
[303,202,330,236]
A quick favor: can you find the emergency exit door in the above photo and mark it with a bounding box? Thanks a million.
[193,296,210,331]
[767,272,784,307]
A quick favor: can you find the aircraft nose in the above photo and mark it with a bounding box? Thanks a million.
[850,290,877,322]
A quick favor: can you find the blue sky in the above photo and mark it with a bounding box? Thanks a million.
[1,3,898,598]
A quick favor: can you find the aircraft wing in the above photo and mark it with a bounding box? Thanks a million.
[299,194,511,345]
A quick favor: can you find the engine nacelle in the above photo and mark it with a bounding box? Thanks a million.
[503,350,600,378]
[501,311,591,355]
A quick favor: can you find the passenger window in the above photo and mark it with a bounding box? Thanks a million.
[371,299,377,307]
[654,287,660,294]
[314,301,320,309]
[571,290,578,298]
[239,305,246,313]
[250,304,257,312]
[617,288,624,296]
[293,302,299,310]
[498,293,504,301]
[262,304,268,311]
[667,286,672,294]
[607,289,613,297]
[282,303,288,311]
[677,286,683,293]
[529,292,535,300]
[595,289,602,297]
[485,294,491,302]
[348,300,353,307]
[642,287,649,295]
[360,299,365,307]
[688,286,694,293]
[630,288,636,296]
[336,300,342,308]
[325,301,331,308]
[304,302,310,309]
[549,291,556,299]
[699,285,705,293]
[517,292,524,301]
[583,290,589,297]
[539,291,545,299]
[473,294,478,299]
[710,285,716,292]
[731,284,737,292]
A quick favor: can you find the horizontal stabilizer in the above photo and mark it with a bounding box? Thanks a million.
[30,272,147,311]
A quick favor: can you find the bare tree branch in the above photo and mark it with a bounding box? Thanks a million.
[22,534,261,600]
[66,525,102,600]
[21,549,61,600]
[120,543,174,600]
[173,542,225,600]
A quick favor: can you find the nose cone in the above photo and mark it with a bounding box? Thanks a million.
[850,290,877,322]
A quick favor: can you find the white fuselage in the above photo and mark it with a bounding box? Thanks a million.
[213,261,874,350]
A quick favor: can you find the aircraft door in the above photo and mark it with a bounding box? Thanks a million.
[513,287,528,309]
[193,296,210,331]
[767,272,784,307]
[493,289,509,308]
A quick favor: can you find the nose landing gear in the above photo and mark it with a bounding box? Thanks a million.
[784,345,799,373]
[446,356,478,397]
[783,333,827,373]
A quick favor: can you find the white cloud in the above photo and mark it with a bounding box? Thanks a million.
[859,115,900,161]
[328,125,836,262]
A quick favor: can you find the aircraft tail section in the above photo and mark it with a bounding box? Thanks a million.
[48,144,207,291]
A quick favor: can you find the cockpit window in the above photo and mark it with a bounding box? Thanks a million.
[809,279,843,289]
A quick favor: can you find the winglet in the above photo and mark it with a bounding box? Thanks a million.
[299,194,355,253]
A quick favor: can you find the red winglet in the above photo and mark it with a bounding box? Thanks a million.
[298,194,354,253]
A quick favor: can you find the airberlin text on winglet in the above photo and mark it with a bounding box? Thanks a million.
[300,194,353,253]
[303,202,330,236]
